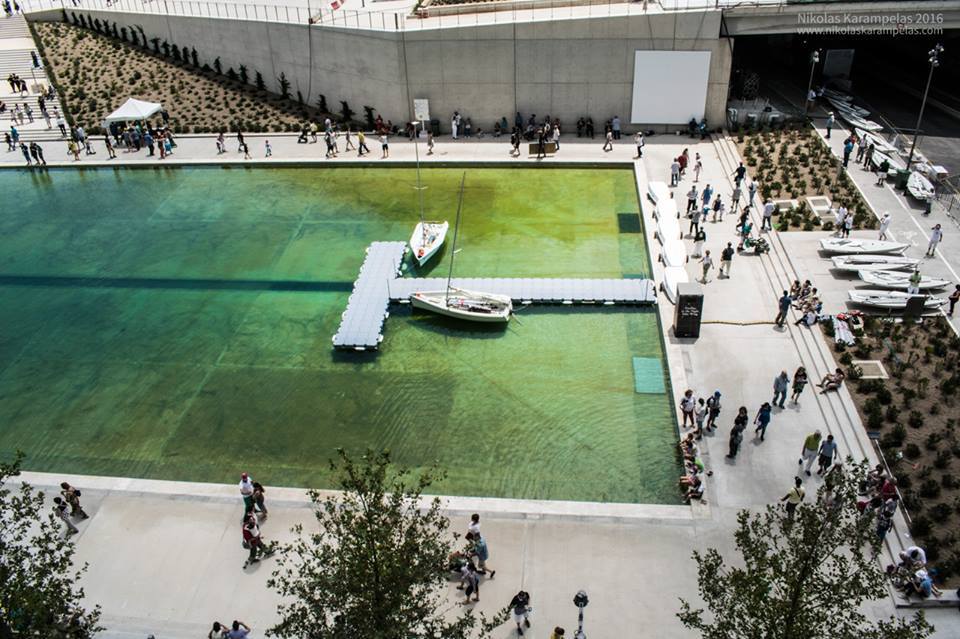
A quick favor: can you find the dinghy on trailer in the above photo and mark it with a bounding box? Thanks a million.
[848,290,945,310]
[857,270,950,291]
[819,238,909,255]
[830,255,920,272]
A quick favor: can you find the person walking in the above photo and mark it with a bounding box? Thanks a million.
[60,482,89,520]
[380,133,389,159]
[345,127,357,152]
[878,212,891,240]
[726,406,748,459]
[242,141,251,160]
[509,590,531,635]
[927,224,943,257]
[104,135,116,159]
[465,532,495,579]
[19,142,31,165]
[825,112,834,139]
[53,497,79,536]
[633,131,644,158]
[693,153,702,182]
[748,180,757,205]
[701,184,713,210]
[611,115,621,140]
[731,184,742,214]
[817,434,838,475]
[791,366,808,403]
[602,129,613,152]
[948,284,960,317]
[688,207,701,236]
[699,250,713,284]
[761,200,775,231]
[686,185,698,214]
[719,242,734,278]
[856,135,868,164]
[732,162,746,187]
[252,481,268,519]
[216,132,225,154]
[264,139,272,157]
[426,130,434,155]
[236,131,245,152]
[357,130,369,156]
[772,370,790,408]
[798,430,822,476]
[536,128,546,160]
[780,477,805,521]
[693,227,706,258]
[670,157,681,186]
[775,290,792,327]
[842,138,854,168]
[239,472,255,520]
[67,139,80,161]
[461,561,480,604]
[552,124,560,151]
[753,402,772,441]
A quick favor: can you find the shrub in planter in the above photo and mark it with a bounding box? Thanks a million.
[926,431,943,451]
[876,387,893,405]
[945,473,960,489]
[911,514,932,538]
[908,410,924,428]
[905,443,922,460]
[885,405,900,423]
[930,502,953,523]
[919,478,941,499]
[881,424,907,449]
[934,449,951,469]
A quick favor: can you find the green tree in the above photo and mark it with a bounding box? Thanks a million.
[268,449,505,639]
[191,48,199,67]
[277,72,291,100]
[255,71,266,91]
[213,57,222,75]
[238,65,249,85]
[678,459,933,639]
[150,37,160,54]
[0,452,102,638]
[340,100,355,123]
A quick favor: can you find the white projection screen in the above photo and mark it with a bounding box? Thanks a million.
[631,50,711,124]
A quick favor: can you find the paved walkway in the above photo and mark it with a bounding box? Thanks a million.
[7,135,960,638]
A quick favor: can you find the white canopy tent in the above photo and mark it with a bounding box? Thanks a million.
[102,98,162,123]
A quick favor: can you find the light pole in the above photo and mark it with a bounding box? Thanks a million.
[572,590,589,639]
[906,43,944,169]
[805,50,820,114]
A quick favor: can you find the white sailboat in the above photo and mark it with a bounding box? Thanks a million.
[408,120,448,266]
[819,238,909,255]
[848,290,946,310]
[858,270,951,290]
[831,255,920,272]
[410,173,513,323]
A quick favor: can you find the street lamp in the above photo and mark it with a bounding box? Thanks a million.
[906,44,944,169]
[805,50,820,114]
[572,590,589,639]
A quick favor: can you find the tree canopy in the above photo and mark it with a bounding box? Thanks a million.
[0,453,101,639]
[268,449,504,639]
[678,459,933,639]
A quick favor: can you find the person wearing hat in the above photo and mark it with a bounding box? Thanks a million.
[239,473,255,521]
[798,430,822,476]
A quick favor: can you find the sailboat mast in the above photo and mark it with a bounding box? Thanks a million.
[445,173,466,305]
[413,121,425,230]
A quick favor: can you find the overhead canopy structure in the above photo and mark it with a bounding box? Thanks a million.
[103,98,162,123]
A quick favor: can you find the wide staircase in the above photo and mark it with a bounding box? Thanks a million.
[1,13,66,144]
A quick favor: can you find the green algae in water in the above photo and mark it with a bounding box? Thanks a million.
[0,166,681,503]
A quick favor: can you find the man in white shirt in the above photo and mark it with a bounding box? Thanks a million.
[670,159,681,186]
[900,545,927,567]
[468,513,481,536]
[927,224,943,256]
[762,200,776,231]
[878,212,891,240]
[239,473,254,520]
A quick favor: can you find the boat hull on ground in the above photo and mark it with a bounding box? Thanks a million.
[819,238,909,255]
[411,289,512,323]
[831,255,920,271]
[848,289,946,310]
[857,271,950,290]
[661,266,689,304]
[660,240,688,268]
[410,221,449,266]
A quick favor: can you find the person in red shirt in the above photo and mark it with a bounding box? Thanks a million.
[880,477,898,501]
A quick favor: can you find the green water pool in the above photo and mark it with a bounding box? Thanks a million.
[0,165,681,503]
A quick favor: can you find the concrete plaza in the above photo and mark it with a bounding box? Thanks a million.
[6,132,960,638]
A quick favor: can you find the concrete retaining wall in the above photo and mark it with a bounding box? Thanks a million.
[33,8,731,132]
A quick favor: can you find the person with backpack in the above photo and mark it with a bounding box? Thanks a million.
[719,242,734,278]
[780,477,805,521]
[509,590,531,635]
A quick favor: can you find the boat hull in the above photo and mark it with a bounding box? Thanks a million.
[831,255,920,271]
[819,239,909,255]
[661,266,689,304]
[411,289,512,323]
[857,271,950,290]
[410,221,449,266]
[848,289,945,309]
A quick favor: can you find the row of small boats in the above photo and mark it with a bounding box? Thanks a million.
[819,238,947,310]
[648,181,689,303]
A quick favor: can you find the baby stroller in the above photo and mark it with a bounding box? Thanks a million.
[740,232,769,255]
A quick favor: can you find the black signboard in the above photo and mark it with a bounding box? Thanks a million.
[674,282,703,338]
